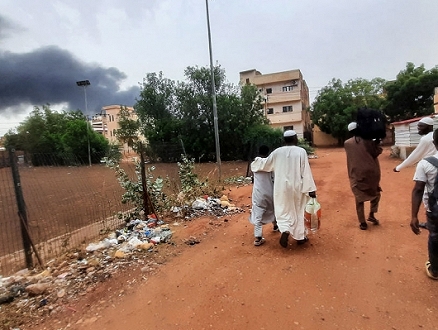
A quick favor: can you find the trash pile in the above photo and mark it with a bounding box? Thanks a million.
[172,194,245,219]
[0,193,246,328]
[0,214,174,327]
[85,215,172,256]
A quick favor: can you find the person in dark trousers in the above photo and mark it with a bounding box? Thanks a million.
[411,129,438,280]
[344,122,383,230]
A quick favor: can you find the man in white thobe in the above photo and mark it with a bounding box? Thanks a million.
[251,130,317,248]
[394,116,435,172]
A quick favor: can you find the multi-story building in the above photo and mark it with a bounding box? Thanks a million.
[239,69,311,140]
[89,104,139,152]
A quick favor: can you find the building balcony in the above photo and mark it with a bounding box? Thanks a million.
[265,91,301,104]
[267,111,303,125]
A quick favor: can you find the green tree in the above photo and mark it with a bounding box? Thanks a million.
[311,78,386,145]
[135,72,182,161]
[177,65,268,160]
[135,65,267,161]
[384,62,438,122]
[115,105,140,151]
[5,105,109,165]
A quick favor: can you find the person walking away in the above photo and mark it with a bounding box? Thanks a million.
[411,129,438,280]
[251,130,317,248]
[344,122,382,230]
[394,116,435,172]
[249,145,277,246]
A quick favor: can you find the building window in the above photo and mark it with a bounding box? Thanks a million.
[282,106,293,112]
[266,88,272,94]
[267,108,274,115]
[282,86,294,92]
[283,126,294,131]
[246,78,250,84]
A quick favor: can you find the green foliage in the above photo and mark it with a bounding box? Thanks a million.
[311,78,386,145]
[177,155,203,193]
[107,143,122,162]
[298,138,315,155]
[384,62,438,121]
[105,153,224,220]
[135,65,268,162]
[105,157,170,221]
[176,154,221,205]
[115,105,141,152]
[243,124,283,159]
[4,105,109,165]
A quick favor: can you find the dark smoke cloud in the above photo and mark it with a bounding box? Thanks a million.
[0,45,140,116]
[0,14,23,40]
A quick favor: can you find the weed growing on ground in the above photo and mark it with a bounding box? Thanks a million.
[105,154,224,221]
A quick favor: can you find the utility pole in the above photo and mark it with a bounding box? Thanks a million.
[205,0,222,180]
[76,80,92,166]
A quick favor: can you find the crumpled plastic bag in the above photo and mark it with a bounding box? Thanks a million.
[304,197,321,233]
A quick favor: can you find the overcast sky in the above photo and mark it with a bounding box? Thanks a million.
[1,0,438,136]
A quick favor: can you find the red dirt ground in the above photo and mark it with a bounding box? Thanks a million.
[24,148,438,329]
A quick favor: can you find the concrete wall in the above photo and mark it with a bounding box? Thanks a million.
[312,126,339,147]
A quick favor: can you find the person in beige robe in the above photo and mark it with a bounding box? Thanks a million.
[344,122,382,230]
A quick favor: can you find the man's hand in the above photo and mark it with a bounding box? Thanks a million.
[393,167,399,172]
[410,217,421,235]
[309,191,316,198]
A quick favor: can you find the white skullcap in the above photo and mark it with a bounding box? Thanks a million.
[348,122,357,131]
[419,117,434,126]
[283,130,297,137]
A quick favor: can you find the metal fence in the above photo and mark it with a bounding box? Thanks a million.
[0,149,138,276]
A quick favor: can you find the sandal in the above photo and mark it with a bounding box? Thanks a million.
[359,222,368,230]
[367,217,380,225]
[425,261,438,280]
[254,238,266,246]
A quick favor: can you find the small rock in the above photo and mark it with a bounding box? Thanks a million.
[26,283,51,296]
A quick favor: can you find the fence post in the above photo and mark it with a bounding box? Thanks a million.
[9,148,33,269]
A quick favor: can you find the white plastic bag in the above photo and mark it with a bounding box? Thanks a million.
[304,198,321,233]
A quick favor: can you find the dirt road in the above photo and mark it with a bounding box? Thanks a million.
[32,147,438,330]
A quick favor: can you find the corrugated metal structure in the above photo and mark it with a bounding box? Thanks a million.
[392,116,437,147]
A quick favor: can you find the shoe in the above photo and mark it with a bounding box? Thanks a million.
[280,231,289,248]
[254,238,266,246]
[297,237,309,245]
[359,222,368,230]
[273,224,279,232]
[425,261,438,280]
[367,217,380,225]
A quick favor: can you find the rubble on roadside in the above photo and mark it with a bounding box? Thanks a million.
[0,193,245,329]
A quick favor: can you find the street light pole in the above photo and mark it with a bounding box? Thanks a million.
[205,0,222,181]
[76,80,92,167]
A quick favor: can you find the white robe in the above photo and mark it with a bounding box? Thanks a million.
[395,131,435,171]
[249,164,275,226]
[251,146,316,240]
